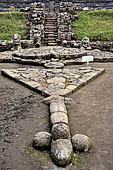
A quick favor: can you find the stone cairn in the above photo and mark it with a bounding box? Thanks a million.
[27,2,45,46]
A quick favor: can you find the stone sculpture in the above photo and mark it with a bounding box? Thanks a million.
[12,34,21,50]
[81,36,91,49]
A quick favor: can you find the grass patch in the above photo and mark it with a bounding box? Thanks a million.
[0,12,27,40]
[73,9,113,41]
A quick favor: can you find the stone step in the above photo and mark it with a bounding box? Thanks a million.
[45,34,58,38]
[45,20,57,23]
[45,24,57,26]
[45,24,57,27]
[45,37,57,40]
[45,20,57,22]
[45,14,57,18]
[44,32,57,34]
[45,35,57,37]
[45,18,57,20]
[44,38,56,41]
[44,41,56,43]
[44,28,57,32]
[47,43,57,46]
[44,28,57,31]
[45,23,57,25]
[44,31,57,34]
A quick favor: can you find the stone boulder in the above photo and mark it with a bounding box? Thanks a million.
[51,139,73,166]
[72,134,92,152]
[51,123,70,140]
[33,131,52,149]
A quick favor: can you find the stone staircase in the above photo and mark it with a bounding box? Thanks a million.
[44,13,58,46]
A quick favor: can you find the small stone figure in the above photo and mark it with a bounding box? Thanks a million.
[62,40,67,47]
[33,38,41,48]
[71,40,79,48]
[49,0,55,13]
[12,34,21,50]
[81,36,91,49]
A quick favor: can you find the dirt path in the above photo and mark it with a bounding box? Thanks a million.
[67,63,113,170]
[0,62,113,170]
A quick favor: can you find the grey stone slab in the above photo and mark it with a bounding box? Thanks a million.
[1,67,105,97]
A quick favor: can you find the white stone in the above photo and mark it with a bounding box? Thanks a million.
[72,134,92,152]
[33,132,52,149]
[47,77,66,84]
[51,139,73,166]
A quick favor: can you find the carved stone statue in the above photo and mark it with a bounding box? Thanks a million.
[81,36,91,49]
[12,34,21,50]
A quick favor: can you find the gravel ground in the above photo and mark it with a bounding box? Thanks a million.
[0,62,113,170]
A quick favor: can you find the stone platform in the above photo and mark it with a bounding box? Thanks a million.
[0,48,113,67]
[12,47,87,60]
[1,67,105,97]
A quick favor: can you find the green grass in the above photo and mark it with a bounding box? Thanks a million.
[73,9,113,41]
[0,12,27,40]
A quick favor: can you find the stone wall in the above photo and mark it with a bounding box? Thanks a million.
[57,4,71,45]
[27,2,45,45]
[57,2,79,46]
[0,0,113,11]
[0,39,113,52]
[0,40,34,52]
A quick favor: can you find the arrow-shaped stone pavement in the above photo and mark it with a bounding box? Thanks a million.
[1,67,105,166]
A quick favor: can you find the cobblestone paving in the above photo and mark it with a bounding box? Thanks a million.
[1,67,104,96]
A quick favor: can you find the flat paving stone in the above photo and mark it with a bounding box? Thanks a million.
[51,112,68,125]
[1,67,105,97]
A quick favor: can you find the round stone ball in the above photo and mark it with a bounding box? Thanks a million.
[51,123,70,140]
[51,139,73,166]
[72,134,92,152]
[33,132,52,149]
